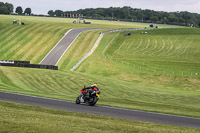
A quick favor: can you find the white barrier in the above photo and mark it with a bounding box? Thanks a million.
[70,33,103,71]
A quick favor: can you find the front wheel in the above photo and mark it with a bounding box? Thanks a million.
[76,97,80,104]
[88,96,97,106]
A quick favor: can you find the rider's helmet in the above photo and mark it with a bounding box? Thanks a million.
[92,83,98,87]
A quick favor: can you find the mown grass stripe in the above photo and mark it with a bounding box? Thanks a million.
[17,71,45,92]
[142,38,158,56]
[20,24,58,62]
[0,24,40,59]
[11,24,52,60]
[31,31,66,63]
[0,25,21,41]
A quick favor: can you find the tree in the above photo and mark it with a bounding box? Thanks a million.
[163,17,168,24]
[24,8,31,15]
[150,16,159,22]
[5,2,13,14]
[0,2,3,7]
[0,2,13,14]
[48,10,54,17]
[0,5,8,14]
[182,11,192,25]
[55,10,63,17]
[15,6,23,14]
[178,17,185,23]
[168,13,178,22]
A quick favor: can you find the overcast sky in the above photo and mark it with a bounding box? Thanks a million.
[1,0,200,15]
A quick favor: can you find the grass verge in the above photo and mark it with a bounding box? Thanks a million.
[0,101,199,133]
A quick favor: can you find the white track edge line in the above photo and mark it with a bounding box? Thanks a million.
[70,33,103,71]
[55,28,103,66]
[55,32,82,66]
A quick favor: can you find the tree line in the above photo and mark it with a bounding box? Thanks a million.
[0,2,31,15]
[1,1,199,27]
[15,6,31,16]
[48,6,200,27]
[0,2,13,14]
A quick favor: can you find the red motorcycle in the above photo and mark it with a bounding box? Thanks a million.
[76,86,100,106]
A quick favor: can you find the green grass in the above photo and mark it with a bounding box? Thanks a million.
[1,101,199,133]
[76,28,200,77]
[0,16,69,63]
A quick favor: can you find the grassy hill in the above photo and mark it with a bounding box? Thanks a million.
[0,15,181,63]
[75,28,200,77]
[0,15,155,64]
[0,15,200,131]
[59,27,200,117]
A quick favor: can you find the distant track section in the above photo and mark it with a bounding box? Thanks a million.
[40,28,103,66]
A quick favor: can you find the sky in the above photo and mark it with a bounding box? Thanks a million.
[1,0,200,15]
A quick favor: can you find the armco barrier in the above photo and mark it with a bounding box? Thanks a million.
[0,60,58,70]
[101,28,148,34]
[14,61,30,64]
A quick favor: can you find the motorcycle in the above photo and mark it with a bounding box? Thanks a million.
[76,87,100,106]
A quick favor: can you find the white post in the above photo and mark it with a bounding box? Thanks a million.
[19,19,21,25]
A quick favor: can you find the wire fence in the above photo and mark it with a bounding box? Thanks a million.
[106,57,199,78]
[101,28,149,34]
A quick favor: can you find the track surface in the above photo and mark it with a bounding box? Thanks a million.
[40,28,102,66]
[0,91,200,129]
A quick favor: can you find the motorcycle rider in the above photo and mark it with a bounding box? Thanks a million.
[80,83,99,99]
[86,83,99,91]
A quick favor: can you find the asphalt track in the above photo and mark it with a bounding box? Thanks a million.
[40,28,102,66]
[0,91,200,129]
